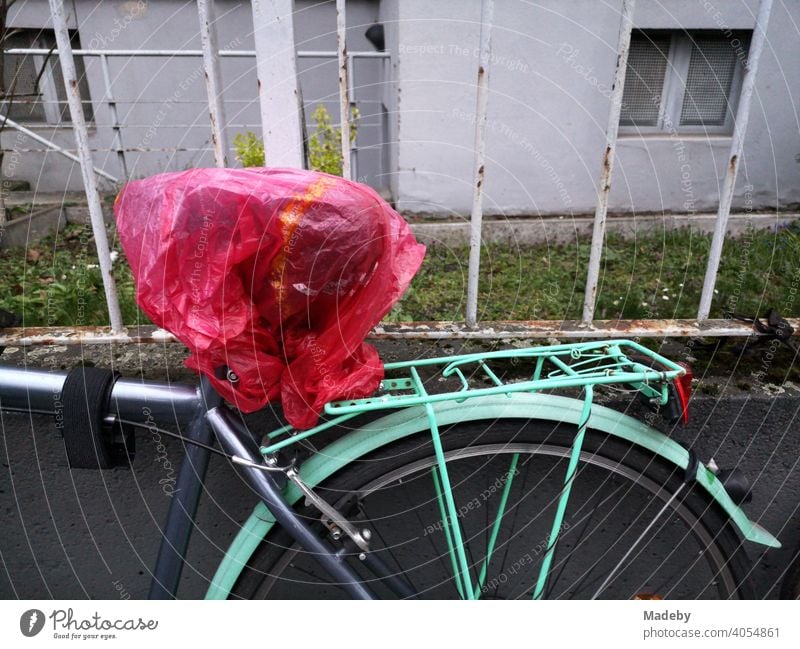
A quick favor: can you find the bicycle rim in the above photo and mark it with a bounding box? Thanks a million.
[232,420,750,600]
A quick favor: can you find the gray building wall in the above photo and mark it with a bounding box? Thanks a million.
[3,0,385,192]
[386,0,800,216]
[3,0,799,217]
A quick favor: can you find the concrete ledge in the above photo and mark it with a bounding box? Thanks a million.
[0,205,66,248]
[411,212,799,246]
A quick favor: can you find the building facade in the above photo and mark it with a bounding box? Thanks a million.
[2,0,798,217]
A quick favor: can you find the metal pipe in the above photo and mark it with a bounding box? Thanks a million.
[98,54,129,179]
[465,0,495,328]
[581,0,637,325]
[0,365,200,421]
[336,0,351,179]
[697,0,774,320]
[48,0,124,333]
[2,317,798,346]
[0,367,66,412]
[197,0,229,167]
[5,48,389,59]
[299,51,388,59]
[347,53,358,180]
[148,374,220,599]
[110,378,200,423]
[251,0,304,168]
[0,115,119,182]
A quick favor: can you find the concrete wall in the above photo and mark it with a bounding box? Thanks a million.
[387,0,800,216]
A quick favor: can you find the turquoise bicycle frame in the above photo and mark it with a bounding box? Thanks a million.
[207,340,780,599]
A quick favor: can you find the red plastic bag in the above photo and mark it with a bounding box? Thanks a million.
[115,167,425,429]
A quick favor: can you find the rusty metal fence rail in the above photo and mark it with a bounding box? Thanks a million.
[0,0,790,348]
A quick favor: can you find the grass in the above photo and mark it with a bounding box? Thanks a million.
[0,223,143,327]
[390,221,800,322]
[1,220,798,327]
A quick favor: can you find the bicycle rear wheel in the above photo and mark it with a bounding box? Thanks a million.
[780,541,800,599]
[232,419,752,599]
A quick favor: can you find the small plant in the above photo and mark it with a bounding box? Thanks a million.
[308,104,359,176]
[232,105,359,175]
[233,131,265,167]
[0,224,146,327]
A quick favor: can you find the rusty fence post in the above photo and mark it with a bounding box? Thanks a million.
[48,0,124,332]
[581,0,637,325]
[465,0,495,328]
[336,0,351,179]
[198,0,229,167]
[697,0,773,320]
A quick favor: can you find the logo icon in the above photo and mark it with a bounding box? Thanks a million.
[20,609,45,637]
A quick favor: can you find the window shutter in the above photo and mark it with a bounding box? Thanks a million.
[680,35,745,127]
[620,33,671,127]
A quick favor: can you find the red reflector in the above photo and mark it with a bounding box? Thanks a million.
[674,363,693,425]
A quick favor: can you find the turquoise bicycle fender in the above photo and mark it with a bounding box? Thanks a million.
[206,392,780,599]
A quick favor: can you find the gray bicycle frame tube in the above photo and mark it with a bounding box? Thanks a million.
[205,405,376,600]
[148,374,222,599]
[0,365,375,600]
[0,366,200,422]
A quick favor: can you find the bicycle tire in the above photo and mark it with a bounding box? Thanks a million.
[780,542,800,599]
[231,418,752,600]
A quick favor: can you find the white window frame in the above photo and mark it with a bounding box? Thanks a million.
[620,30,749,137]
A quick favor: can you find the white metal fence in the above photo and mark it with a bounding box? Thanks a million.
[1,0,795,346]
[1,46,389,186]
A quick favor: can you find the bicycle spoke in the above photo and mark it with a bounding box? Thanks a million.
[649,544,711,599]
[590,483,686,599]
[431,465,468,598]
[532,388,594,599]
[546,479,627,598]
[247,428,746,600]
[623,496,721,599]
[473,453,519,599]
[493,453,533,599]
[358,500,421,597]
[403,478,453,597]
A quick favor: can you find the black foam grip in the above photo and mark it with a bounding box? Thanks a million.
[58,366,117,469]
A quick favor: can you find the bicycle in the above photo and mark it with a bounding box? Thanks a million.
[0,165,785,600]
[0,338,779,599]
